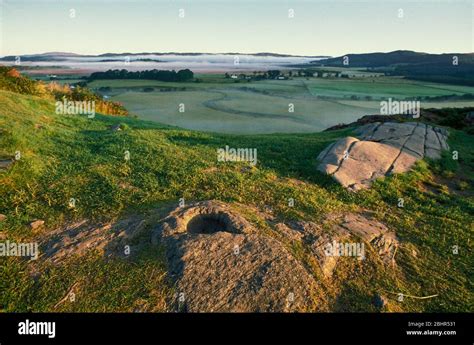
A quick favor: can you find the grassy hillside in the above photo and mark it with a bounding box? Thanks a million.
[0,85,473,312]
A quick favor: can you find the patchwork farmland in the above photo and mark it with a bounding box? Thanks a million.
[85,75,474,133]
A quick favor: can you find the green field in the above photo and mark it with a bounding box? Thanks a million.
[85,76,474,134]
[303,77,474,98]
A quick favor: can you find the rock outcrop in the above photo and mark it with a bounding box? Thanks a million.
[317,122,449,190]
[151,201,318,312]
[32,197,401,312]
[149,201,399,311]
[276,212,398,277]
[40,216,148,263]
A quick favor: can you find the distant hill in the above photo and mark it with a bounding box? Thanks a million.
[0,51,327,61]
[311,50,474,86]
[311,50,474,67]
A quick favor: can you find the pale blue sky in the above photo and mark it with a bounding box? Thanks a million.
[1,0,472,56]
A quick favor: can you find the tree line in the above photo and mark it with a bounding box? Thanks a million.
[88,69,194,82]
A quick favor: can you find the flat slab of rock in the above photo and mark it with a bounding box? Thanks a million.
[277,213,398,277]
[318,122,449,190]
[152,201,318,312]
[40,216,148,263]
[335,213,398,262]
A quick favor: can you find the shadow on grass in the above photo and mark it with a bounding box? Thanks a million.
[164,128,354,186]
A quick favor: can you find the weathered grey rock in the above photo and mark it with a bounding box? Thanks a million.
[276,213,398,277]
[41,221,114,262]
[151,200,255,242]
[0,159,14,170]
[370,122,416,142]
[390,149,419,174]
[332,141,400,190]
[403,124,426,157]
[425,147,441,159]
[353,122,382,140]
[151,201,318,312]
[274,222,305,242]
[165,232,317,312]
[318,122,449,190]
[434,128,449,151]
[317,137,359,175]
[307,226,350,277]
[425,125,441,151]
[337,213,398,262]
[434,126,449,137]
[40,215,148,263]
[278,220,350,277]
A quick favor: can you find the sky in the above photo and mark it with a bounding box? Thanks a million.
[0,0,472,57]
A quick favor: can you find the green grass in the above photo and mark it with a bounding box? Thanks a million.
[0,89,472,312]
[1,246,171,312]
